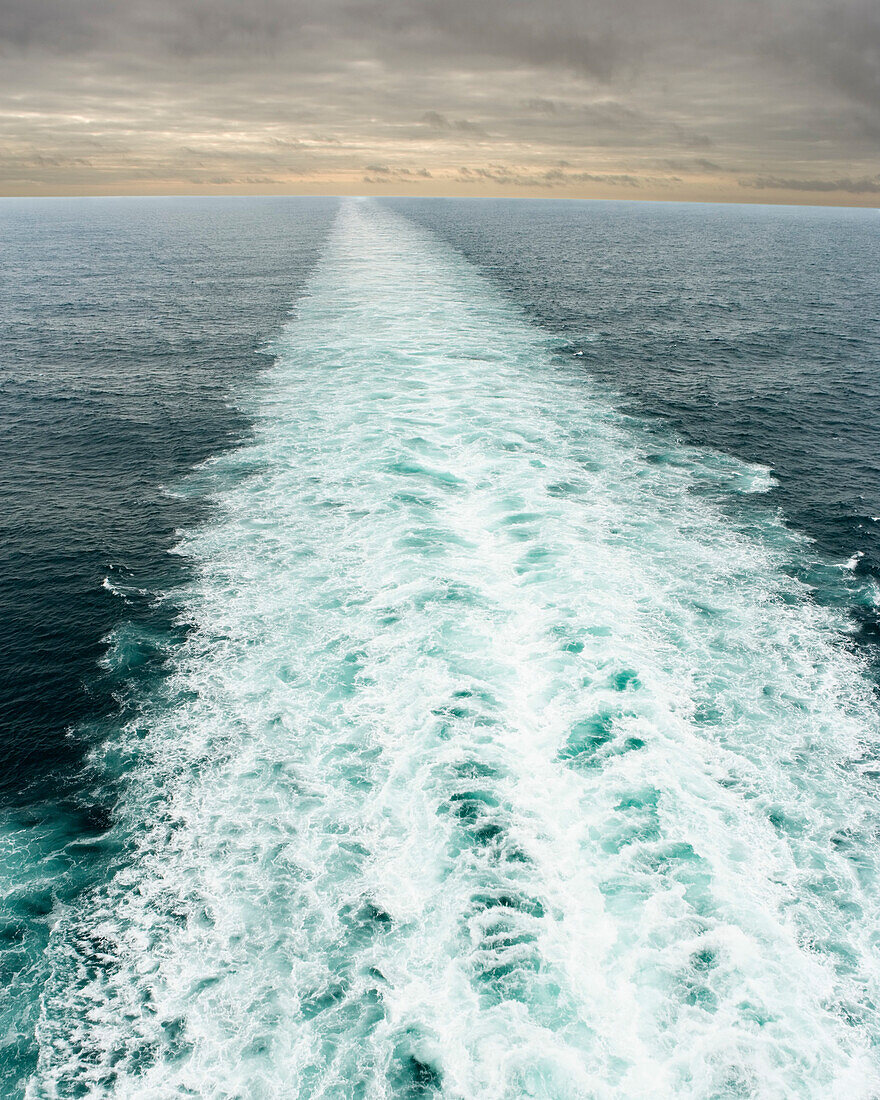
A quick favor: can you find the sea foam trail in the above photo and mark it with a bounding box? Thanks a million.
[30,200,880,1098]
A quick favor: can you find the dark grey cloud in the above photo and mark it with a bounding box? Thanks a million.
[0,0,877,196]
[662,158,727,174]
[420,112,487,135]
[770,3,880,113]
[742,175,880,194]
[525,98,558,115]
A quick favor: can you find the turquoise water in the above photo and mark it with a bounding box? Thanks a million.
[3,198,880,1096]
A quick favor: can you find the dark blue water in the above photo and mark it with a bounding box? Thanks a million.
[0,197,337,804]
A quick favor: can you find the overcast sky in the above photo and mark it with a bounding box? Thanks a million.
[1,0,878,202]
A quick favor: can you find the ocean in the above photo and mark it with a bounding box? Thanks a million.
[1,195,879,1097]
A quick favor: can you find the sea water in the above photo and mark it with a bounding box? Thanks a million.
[2,198,880,1097]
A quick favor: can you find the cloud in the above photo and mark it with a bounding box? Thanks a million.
[449,164,650,189]
[525,98,557,115]
[742,175,880,194]
[0,0,877,197]
[662,157,726,173]
[769,3,880,114]
[364,163,433,180]
[420,112,487,135]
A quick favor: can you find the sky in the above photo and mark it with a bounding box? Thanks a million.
[1,0,878,203]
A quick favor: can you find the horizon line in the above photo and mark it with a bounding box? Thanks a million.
[0,191,877,212]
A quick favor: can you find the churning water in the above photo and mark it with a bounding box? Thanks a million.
[3,198,880,1098]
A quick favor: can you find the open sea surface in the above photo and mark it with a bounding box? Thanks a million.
[1,196,879,1097]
